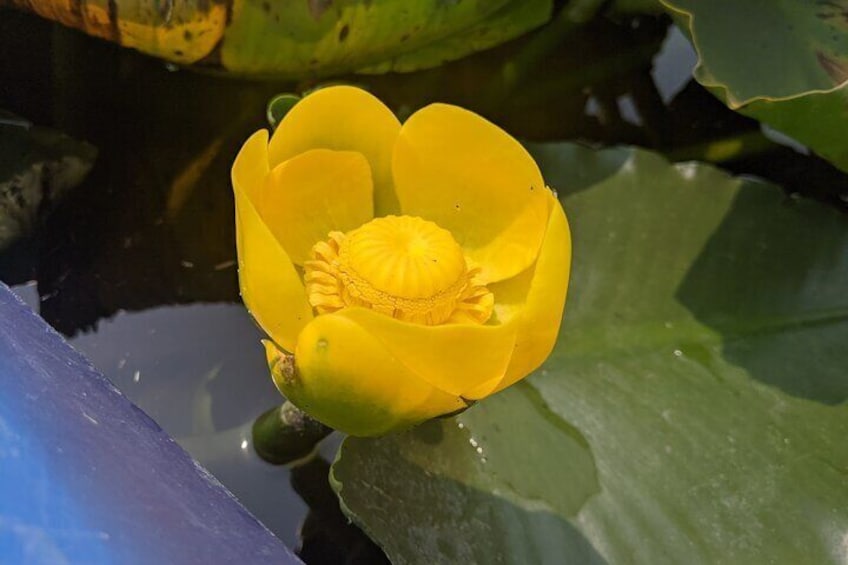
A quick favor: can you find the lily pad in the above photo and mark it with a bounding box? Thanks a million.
[219,0,551,77]
[332,144,848,563]
[661,0,848,171]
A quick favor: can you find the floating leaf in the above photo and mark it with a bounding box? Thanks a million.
[661,0,848,172]
[219,0,551,77]
[332,144,848,564]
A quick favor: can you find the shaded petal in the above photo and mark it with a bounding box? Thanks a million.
[337,307,516,398]
[269,317,465,437]
[268,86,401,216]
[490,193,571,394]
[232,130,313,352]
[393,103,550,283]
[260,149,374,265]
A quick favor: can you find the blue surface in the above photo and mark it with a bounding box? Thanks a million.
[0,283,300,564]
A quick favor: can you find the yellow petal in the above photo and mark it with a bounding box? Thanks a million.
[393,103,550,283]
[267,317,465,437]
[232,130,313,352]
[489,193,571,395]
[259,149,374,265]
[268,86,401,216]
[336,307,516,398]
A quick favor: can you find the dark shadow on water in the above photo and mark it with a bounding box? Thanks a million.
[676,184,848,404]
[291,457,390,565]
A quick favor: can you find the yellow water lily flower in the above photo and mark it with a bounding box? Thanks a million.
[232,86,571,436]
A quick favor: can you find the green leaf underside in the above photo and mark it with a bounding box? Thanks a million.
[660,0,848,172]
[332,144,848,564]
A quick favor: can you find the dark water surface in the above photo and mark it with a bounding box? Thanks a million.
[1,7,845,561]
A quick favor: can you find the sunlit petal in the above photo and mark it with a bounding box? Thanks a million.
[492,193,571,393]
[260,149,374,265]
[232,130,313,352]
[393,103,549,283]
[337,307,516,398]
[268,86,401,216]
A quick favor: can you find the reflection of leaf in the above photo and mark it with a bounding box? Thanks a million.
[333,144,848,564]
[661,0,848,172]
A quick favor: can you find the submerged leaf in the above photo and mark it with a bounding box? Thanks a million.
[0,114,96,249]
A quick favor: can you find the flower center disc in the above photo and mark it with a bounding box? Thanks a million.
[345,216,465,299]
[304,215,493,326]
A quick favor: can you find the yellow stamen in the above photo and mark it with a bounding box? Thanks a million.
[304,216,493,325]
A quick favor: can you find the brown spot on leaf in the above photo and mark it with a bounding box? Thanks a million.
[817,51,848,84]
[338,24,349,42]
[106,0,121,42]
[307,0,333,20]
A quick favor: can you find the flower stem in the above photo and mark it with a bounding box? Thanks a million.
[252,401,333,466]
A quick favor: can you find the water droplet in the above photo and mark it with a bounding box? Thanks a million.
[469,438,478,448]
[476,447,483,455]
[240,439,249,450]
[133,370,141,383]
[457,422,464,429]
[673,349,683,357]
[317,338,328,350]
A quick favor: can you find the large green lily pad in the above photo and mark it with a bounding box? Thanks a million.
[661,0,848,172]
[219,0,551,77]
[332,144,848,564]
